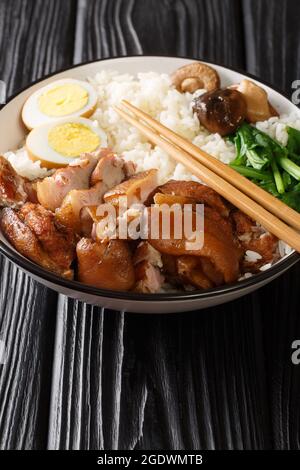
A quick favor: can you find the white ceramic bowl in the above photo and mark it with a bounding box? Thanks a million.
[0,56,299,313]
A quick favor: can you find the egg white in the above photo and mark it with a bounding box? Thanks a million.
[26,117,107,168]
[22,78,98,130]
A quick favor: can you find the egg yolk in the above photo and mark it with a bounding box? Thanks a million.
[38,84,89,117]
[48,122,100,157]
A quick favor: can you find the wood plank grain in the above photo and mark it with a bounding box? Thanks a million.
[242,0,300,93]
[47,0,274,450]
[74,0,245,67]
[242,0,300,449]
[1,0,298,451]
[257,266,300,449]
[136,297,271,450]
[0,0,75,449]
[0,0,76,95]
[48,298,106,449]
[0,257,57,449]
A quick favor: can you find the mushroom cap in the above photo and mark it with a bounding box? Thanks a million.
[193,88,247,136]
[236,79,279,123]
[171,62,220,93]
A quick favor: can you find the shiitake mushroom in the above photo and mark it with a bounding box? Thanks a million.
[171,62,220,93]
[234,79,279,123]
[193,88,247,136]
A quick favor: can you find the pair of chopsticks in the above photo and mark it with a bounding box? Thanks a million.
[114,100,300,253]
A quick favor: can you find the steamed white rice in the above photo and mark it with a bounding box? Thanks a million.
[4,70,298,273]
[6,70,300,184]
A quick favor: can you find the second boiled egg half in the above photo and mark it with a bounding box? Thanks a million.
[26,117,107,168]
[22,78,98,130]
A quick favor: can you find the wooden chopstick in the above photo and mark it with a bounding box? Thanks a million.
[114,104,300,253]
[121,99,300,232]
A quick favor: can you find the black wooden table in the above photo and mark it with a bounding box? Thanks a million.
[0,0,300,450]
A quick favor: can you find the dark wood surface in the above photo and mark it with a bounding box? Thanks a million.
[0,0,300,450]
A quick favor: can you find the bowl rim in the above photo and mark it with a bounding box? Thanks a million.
[0,54,299,302]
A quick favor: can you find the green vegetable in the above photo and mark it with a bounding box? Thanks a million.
[287,126,300,161]
[271,159,285,194]
[259,180,280,197]
[282,171,293,190]
[230,123,270,169]
[230,122,300,212]
[281,183,300,212]
[230,164,273,181]
[277,155,300,180]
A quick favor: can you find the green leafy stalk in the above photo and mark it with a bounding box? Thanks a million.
[277,155,300,180]
[270,159,285,194]
[282,171,293,190]
[229,122,300,213]
[259,180,280,197]
[286,126,300,162]
[230,164,273,181]
[280,183,300,212]
[230,123,270,169]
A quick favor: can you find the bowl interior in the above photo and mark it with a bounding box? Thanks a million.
[0,55,299,303]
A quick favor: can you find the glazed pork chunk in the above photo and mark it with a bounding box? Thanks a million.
[133,241,165,293]
[0,156,29,208]
[55,150,135,233]
[158,180,229,216]
[148,181,242,285]
[77,238,135,291]
[103,169,158,207]
[232,210,278,272]
[36,150,100,211]
[148,207,241,284]
[1,203,76,279]
[36,148,132,214]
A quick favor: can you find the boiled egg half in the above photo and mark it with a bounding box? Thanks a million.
[26,117,107,168]
[22,78,98,130]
